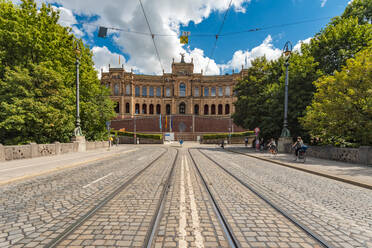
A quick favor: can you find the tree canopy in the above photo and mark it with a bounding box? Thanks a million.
[233,1,371,146]
[0,0,115,145]
[300,47,372,146]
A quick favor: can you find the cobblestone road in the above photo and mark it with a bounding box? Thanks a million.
[0,147,164,247]
[151,149,228,248]
[190,149,321,248]
[2,144,371,247]
[56,148,177,248]
[201,147,372,248]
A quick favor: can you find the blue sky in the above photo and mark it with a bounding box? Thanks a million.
[14,0,352,76]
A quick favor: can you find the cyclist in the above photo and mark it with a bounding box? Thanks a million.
[292,136,304,160]
[267,138,277,154]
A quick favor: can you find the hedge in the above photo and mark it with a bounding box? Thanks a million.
[202,131,254,140]
[111,130,162,140]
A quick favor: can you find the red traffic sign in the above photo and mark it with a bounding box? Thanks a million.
[254,127,260,133]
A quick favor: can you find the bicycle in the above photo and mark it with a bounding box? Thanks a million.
[268,144,278,155]
[295,146,307,163]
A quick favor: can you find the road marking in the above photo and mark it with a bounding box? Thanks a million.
[0,149,137,186]
[83,173,113,188]
[179,157,187,248]
[185,156,204,248]
[137,156,145,161]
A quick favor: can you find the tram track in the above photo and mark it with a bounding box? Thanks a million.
[190,148,333,248]
[45,148,177,248]
[225,148,372,190]
[188,149,241,248]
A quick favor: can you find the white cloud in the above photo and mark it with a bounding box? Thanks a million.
[39,0,251,75]
[293,37,312,52]
[52,6,85,37]
[221,35,282,72]
[320,0,327,7]
[92,46,127,78]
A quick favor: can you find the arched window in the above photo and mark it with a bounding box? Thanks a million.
[149,104,154,114]
[204,104,209,115]
[114,102,119,113]
[204,87,209,96]
[135,104,140,114]
[156,87,161,97]
[179,83,186,97]
[225,86,230,96]
[126,85,131,95]
[218,87,223,96]
[125,102,130,113]
[211,87,216,96]
[166,87,171,97]
[179,102,186,114]
[156,104,161,114]
[211,104,216,115]
[149,86,154,97]
[194,104,199,115]
[225,104,230,115]
[142,104,147,114]
[218,104,223,115]
[114,83,119,95]
[194,87,199,97]
[135,86,140,96]
[142,86,147,97]
[166,104,171,115]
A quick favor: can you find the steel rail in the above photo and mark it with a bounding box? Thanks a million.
[144,148,179,247]
[225,148,372,190]
[196,148,334,248]
[45,149,168,248]
[188,148,241,248]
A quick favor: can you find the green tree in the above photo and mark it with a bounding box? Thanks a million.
[233,53,320,141]
[341,0,372,24]
[304,17,372,75]
[0,0,115,144]
[300,47,372,146]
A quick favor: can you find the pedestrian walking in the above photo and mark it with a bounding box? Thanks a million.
[244,137,248,147]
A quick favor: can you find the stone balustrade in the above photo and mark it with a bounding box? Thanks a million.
[0,141,109,162]
[306,145,372,166]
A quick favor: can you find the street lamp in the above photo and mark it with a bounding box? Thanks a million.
[74,40,83,137]
[280,41,292,137]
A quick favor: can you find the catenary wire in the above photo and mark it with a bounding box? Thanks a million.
[138,0,164,72]
[61,16,331,38]
[205,0,233,74]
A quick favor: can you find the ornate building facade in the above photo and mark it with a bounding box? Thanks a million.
[101,56,247,138]
[102,55,248,118]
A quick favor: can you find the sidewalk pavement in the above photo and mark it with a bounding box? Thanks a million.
[0,145,138,186]
[227,146,372,189]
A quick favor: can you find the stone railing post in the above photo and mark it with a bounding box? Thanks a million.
[54,142,61,155]
[29,143,39,158]
[0,144,5,161]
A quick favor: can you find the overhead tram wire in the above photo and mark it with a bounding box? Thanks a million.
[63,16,332,39]
[219,16,332,36]
[138,0,164,73]
[205,0,233,74]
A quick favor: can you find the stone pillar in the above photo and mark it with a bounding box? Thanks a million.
[0,144,5,161]
[54,142,61,155]
[71,136,86,152]
[359,146,372,166]
[29,143,39,158]
[278,137,292,153]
